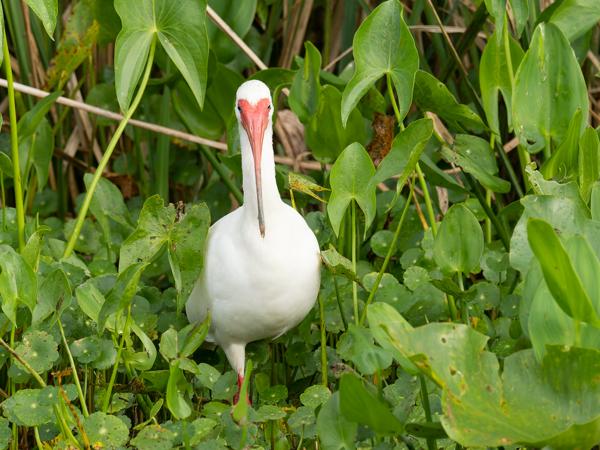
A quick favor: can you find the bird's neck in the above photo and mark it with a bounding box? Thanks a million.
[240,125,282,217]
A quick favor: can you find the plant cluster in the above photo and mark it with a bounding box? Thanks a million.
[0,0,599,448]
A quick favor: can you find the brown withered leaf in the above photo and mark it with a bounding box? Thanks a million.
[367,113,395,166]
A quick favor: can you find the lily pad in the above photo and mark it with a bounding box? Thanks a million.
[83,412,130,449]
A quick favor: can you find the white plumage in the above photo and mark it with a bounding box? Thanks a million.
[186,80,321,398]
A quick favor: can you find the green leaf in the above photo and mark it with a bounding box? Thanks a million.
[70,336,102,364]
[168,203,211,306]
[341,0,418,126]
[206,0,256,63]
[28,119,54,191]
[327,143,376,236]
[316,393,357,450]
[12,330,59,375]
[541,109,584,180]
[579,127,600,202]
[289,172,328,203]
[0,418,10,450]
[24,0,57,37]
[548,0,600,42]
[83,412,130,449]
[98,262,146,331]
[130,424,176,450]
[306,85,366,163]
[368,303,600,448]
[289,41,322,123]
[414,70,485,133]
[2,387,61,426]
[179,315,211,359]
[0,153,12,177]
[0,245,37,325]
[442,134,511,193]
[0,2,3,67]
[84,174,133,230]
[337,324,393,375]
[32,268,71,324]
[527,218,600,327]
[434,204,484,274]
[339,373,403,434]
[300,385,331,409]
[479,24,524,135]
[321,247,363,287]
[114,0,209,111]
[370,118,433,189]
[17,91,61,140]
[166,362,192,419]
[512,23,588,153]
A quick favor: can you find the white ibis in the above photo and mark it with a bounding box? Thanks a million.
[186,80,321,402]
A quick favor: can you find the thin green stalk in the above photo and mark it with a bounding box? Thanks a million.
[1,173,6,230]
[102,306,133,412]
[3,28,25,252]
[34,427,43,449]
[57,319,89,417]
[387,73,437,235]
[419,376,436,450]
[359,181,414,325]
[485,190,492,243]
[332,276,348,331]
[318,294,328,386]
[323,0,332,64]
[155,86,170,200]
[0,336,46,387]
[351,201,358,325]
[64,37,157,258]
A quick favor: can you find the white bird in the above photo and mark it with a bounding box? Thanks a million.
[186,80,321,402]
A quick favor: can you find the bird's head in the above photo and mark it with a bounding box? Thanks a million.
[235,80,273,238]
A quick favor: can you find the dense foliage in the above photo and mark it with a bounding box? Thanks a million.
[0,0,600,448]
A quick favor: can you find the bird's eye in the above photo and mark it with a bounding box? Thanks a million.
[237,106,241,112]
[267,104,272,110]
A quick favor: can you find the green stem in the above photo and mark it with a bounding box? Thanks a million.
[332,276,348,331]
[485,189,492,244]
[419,376,437,450]
[359,181,414,325]
[34,427,43,449]
[1,174,6,231]
[57,319,89,417]
[102,307,132,413]
[319,294,327,386]
[351,201,358,325]
[0,336,46,387]
[3,28,26,252]
[387,73,437,235]
[63,37,157,258]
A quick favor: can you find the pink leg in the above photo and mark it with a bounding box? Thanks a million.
[233,373,251,405]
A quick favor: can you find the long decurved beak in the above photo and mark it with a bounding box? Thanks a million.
[239,100,270,237]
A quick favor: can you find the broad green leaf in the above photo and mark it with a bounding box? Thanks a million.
[159,328,179,361]
[22,118,53,191]
[510,194,589,273]
[341,0,418,126]
[414,70,485,133]
[300,385,331,409]
[316,393,357,450]
[179,316,211,359]
[24,0,57,37]
[0,418,9,450]
[339,373,403,434]
[368,303,600,448]
[370,118,433,189]
[168,203,210,307]
[130,424,176,450]
[125,323,157,371]
[0,153,12,177]
[120,196,175,272]
[1,387,61,426]
[541,109,583,180]
[549,0,600,42]
[166,362,192,419]
[0,245,37,325]
[306,85,366,163]
[592,182,600,220]
[12,330,59,375]
[206,0,256,63]
[114,0,209,111]
[70,336,102,364]
[578,127,600,202]
[321,247,362,286]
[83,412,130,449]
[442,134,511,193]
[32,268,71,324]
[527,218,600,326]
[337,324,393,375]
[512,23,588,153]
[98,262,146,331]
[509,0,528,37]
[22,225,50,271]
[434,204,484,274]
[75,277,107,323]
[289,41,322,123]
[327,143,376,236]
[84,174,133,230]
[479,24,524,135]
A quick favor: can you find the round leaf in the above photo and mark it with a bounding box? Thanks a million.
[83,412,129,449]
